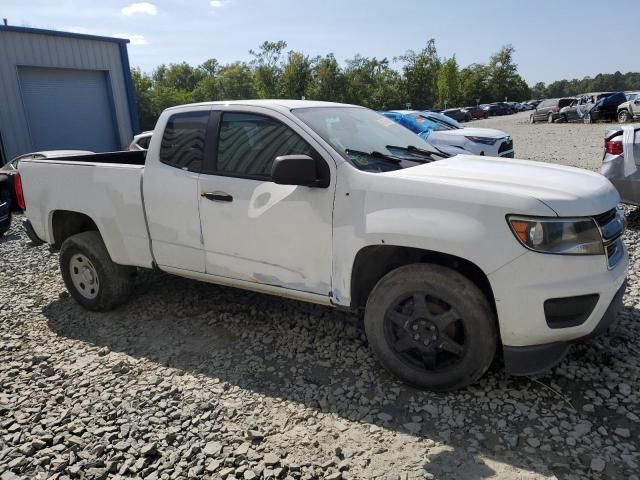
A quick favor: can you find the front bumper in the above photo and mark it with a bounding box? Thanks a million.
[503,280,626,375]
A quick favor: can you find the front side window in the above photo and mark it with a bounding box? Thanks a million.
[159,111,209,171]
[216,113,316,179]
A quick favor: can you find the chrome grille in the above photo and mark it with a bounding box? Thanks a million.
[594,208,625,268]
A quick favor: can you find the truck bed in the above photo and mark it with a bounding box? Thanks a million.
[19,152,153,268]
[42,150,146,165]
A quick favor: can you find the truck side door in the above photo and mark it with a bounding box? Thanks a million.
[143,107,213,272]
[197,107,335,296]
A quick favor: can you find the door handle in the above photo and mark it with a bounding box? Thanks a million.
[201,192,233,202]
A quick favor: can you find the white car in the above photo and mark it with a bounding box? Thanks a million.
[128,131,153,151]
[385,110,514,158]
[18,100,626,391]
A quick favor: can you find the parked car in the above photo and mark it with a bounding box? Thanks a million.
[481,103,510,116]
[464,106,488,119]
[617,92,640,123]
[0,150,92,238]
[585,92,627,123]
[530,98,575,123]
[19,100,626,391]
[384,110,514,157]
[601,124,640,205]
[441,108,472,123]
[558,98,588,123]
[129,131,153,151]
[494,102,515,114]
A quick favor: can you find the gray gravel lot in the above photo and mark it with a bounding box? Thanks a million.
[1,113,638,480]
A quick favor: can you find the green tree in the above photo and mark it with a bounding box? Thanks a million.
[308,54,345,102]
[280,51,313,99]
[487,45,529,101]
[459,64,489,106]
[250,40,287,98]
[530,82,546,99]
[437,56,460,108]
[217,62,256,100]
[343,55,404,109]
[397,39,440,109]
[131,68,156,131]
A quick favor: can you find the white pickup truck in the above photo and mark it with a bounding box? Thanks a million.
[19,100,628,391]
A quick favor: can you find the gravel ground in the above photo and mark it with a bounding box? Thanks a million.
[473,111,617,170]
[1,113,639,480]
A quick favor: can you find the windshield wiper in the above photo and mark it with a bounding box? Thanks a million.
[345,148,404,164]
[385,144,450,160]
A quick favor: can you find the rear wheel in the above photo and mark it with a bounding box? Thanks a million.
[547,113,554,123]
[364,264,497,391]
[60,231,134,311]
[618,110,631,123]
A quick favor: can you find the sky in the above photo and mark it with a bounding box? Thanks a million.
[2,0,637,85]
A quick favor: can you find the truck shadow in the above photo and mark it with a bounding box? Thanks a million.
[43,271,637,479]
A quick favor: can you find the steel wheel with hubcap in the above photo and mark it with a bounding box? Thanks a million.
[618,110,630,123]
[69,253,100,299]
[364,263,497,391]
[60,231,134,311]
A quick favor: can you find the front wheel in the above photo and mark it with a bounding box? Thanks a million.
[618,110,631,123]
[364,264,497,391]
[529,114,535,124]
[60,231,134,311]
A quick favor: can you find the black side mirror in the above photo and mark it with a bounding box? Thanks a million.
[271,155,320,187]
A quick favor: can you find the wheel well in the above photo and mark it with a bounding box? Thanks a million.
[51,211,99,249]
[350,245,496,315]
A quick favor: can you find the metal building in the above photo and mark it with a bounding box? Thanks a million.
[0,25,139,164]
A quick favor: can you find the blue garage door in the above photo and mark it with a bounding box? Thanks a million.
[19,67,119,152]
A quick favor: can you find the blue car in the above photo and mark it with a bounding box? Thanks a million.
[381,110,514,157]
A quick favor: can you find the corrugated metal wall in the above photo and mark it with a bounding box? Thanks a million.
[0,29,133,159]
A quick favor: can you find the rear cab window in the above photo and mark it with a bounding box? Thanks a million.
[159,111,210,172]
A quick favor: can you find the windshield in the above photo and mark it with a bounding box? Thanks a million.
[292,107,442,173]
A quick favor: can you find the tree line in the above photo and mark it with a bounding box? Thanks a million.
[530,71,640,99]
[132,39,532,130]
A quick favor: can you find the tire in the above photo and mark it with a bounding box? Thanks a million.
[364,263,497,391]
[560,114,568,123]
[60,231,134,311]
[529,114,535,124]
[618,110,631,123]
[547,113,554,123]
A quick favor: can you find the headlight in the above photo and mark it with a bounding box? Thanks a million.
[465,136,498,145]
[507,216,604,255]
